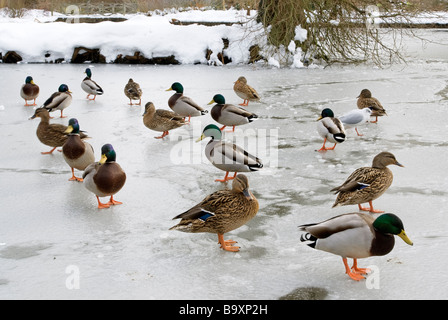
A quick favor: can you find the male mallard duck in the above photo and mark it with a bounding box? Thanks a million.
[20,76,39,106]
[357,89,387,123]
[166,82,208,123]
[233,76,260,106]
[299,212,413,281]
[208,94,258,132]
[81,68,104,100]
[83,144,126,209]
[316,108,346,151]
[124,78,142,106]
[62,118,95,182]
[29,108,89,154]
[41,84,72,118]
[197,124,263,182]
[143,102,185,139]
[331,151,404,213]
[339,107,372,136]
[170,174,259,252]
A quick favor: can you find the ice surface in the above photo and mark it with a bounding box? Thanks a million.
[1,28,448,300]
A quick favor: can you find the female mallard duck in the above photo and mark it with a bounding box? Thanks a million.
[143,102,185,139]
[124,78,142,106]
[233,76,260,106]
[331,151,404,213]
[29,108,89,154]
[166,82,208,123]
[20,76,39,106]
[41,84,72,118]
[316,108,346,151]
[197,124,263,182]
[83,144,126,209]
[339,107,372,136]
[357,89,387,123]
[81,68,104,101]
[170,174,259,252]
[208,94,258,132]
[62,118,95,182]
[299,212,413,281]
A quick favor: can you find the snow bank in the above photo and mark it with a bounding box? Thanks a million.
[0,8,308,68]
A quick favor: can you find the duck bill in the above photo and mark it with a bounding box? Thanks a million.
[195,134,205,142]
[31,80,36,85]
[99,154,108,165]
[395,161,404,167]
[317,116,323,121]
[207,99,215,105]
[242,189,253,201]
[398,230,413,246]
[65,125,74,134]
[165,88,173,92]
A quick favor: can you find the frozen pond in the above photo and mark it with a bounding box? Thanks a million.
[1,30,448,300]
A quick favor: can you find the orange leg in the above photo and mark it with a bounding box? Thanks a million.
[355,128,363,136]
[220,125,226,131]
[86,94,90,99]
[358,201,384,213]
[87,95,96,101]
[215,171,237,183]
[24,99,35,106]
[107,195,122,206]
[184,115,191,124]
[129,99,133,105]
[96,196,110,209]
[155,131,169,139]
[239,100,249,106]
[318,138,337,151]
[68,168,83,182]
[218,234,240,252]
[41,146,58,155]
[370,116,378,123]
[137,99,142,106]
[351,259,371,275]
[60,110,67,118]
[342,258,365,281]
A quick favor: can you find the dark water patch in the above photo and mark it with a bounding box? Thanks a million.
[279,286,329,300]
[0,243,52,260]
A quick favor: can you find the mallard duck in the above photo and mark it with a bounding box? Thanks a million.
[233,76,260,106]
[83,144,126,209]
[166,82,208,123]
[124,78,142,106]
[170,174,259,252]
[316,108,346,151]
[20,76,39,106]
[197,124,263,182]
[41,84,72,118]
[331,152,404,213]
[299,212,413,281]
[81,68,103,100]
[339,107,372,136]
[357,89,387,123]
[143,102,185,139]
[29,108,89,154]
[62,118,95,182]
[208,94,258,132]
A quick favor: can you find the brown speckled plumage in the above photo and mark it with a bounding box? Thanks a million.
[124,78,142,105]
[331,152,403,210]
[143,102,185,135]
[170,175,259,250]
[233,76,260,106]
[357,89,387,120]
[29,108,88,153]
